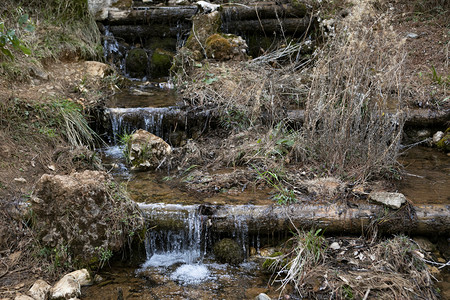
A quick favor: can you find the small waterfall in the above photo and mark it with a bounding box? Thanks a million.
[141,204,205,266]
[103,26,125,72]
[107,107,180,143]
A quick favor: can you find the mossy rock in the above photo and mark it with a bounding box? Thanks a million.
[291,0,307,15]
[205,33,248,61]
[205,34,232,60]
[262,251,283,269]
[126,48,148,77]
[213,238,244,265]
[185,11,222,55]
[436,128,450,152]
[151,48,174,78]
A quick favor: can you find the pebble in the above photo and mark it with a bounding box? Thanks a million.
[330,242,341,250]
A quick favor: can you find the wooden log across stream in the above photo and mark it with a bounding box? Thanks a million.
[140,203,450,236]
[105,4,313,35]
[107,4,308,25]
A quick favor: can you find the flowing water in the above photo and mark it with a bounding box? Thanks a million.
[84,21,450,298]
[398,146,450,204]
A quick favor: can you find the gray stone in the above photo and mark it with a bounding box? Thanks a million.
[255,293,271,300]
[50,274,80,300]
[28,279,51,300]
[66,269,92,286]
[406,32,419,39]
[330,242,341,250]
[128,129,172,170]
[31,171,143,266]
[433,131,444,144]
[369,192,406,209]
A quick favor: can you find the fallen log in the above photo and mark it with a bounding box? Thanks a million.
[108,6,197,25]
[139,203,450,236]
[106,3,309,25]
[221,3,308,21]
[222,17,312,35]
[108,23,192,39]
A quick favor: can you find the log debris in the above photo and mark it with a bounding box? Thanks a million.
[140,203,450,236]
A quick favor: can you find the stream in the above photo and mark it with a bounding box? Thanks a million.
[80,80,449,299]
[81,8,450,297]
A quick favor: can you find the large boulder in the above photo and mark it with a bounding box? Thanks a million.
[126,129,172,170]
[31,171,143,267]
[126,48,148,78]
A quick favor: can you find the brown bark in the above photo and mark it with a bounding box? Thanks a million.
[142,203,450,236]
[106,3,309,26]
[222,17,312,35]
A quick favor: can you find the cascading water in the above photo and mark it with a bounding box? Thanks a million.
[138,204,211,285]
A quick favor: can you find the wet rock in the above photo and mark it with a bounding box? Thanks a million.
[151,48,174,77]
[128,129,172,170]
[205,33,248,60]
[436,128,450,152]
[31,171,143,266]
[369,191,406,209]
[28,279,51,300]
[433,131,444,143]
[83,61,113,78]
[126,48,148,77]
[213,238,244,265]
[255,293,271,300]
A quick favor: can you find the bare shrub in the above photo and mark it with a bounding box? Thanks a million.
[297,15,407,182]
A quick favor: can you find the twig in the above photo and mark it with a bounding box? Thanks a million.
[0,260,9,279]
[362,288,371,300]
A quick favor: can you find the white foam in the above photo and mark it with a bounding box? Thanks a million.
[170,264,210,285]
[141,251,200,268]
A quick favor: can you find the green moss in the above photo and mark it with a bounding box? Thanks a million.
[262,251,284,269]
[126,48,148,77]
[291,0,307,15]
[205,34,232,60]
[436,128,450,152]
[151,48,174,78]
[185,12,222,53]
[213,238,244,265]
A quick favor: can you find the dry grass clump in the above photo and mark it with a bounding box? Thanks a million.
[178,61,308,130]
[0,0,101,81]
[295,5,407,182]
[270,234,439,299]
